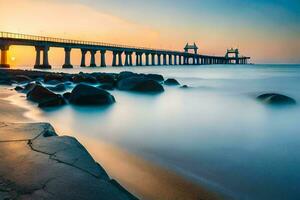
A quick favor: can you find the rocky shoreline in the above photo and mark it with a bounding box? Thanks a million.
[0,122,138,200]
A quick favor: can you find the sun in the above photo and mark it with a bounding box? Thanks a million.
[11,56,16,62]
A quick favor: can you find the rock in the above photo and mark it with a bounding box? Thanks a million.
[44,74,64,82]
[98,83,115,91]
[117,71,137,81]
[164,78,180,86]
[63,92,72,100]
[117,77,164,93]
[45,80,62,85]
[14,86,24,91]
[27,85,66,107]
[94,73,116,84]
[69,84,115,106]
[14,75,32,83]
[145,74,164,82]
[47,83,67,92]
[180,85,189,89]
[72,74,98,84]
[23,83,37,92]
[257,93,296,105]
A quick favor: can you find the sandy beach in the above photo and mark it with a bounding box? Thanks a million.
[0,86,221,200]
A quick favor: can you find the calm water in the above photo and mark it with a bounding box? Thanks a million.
[14,64,300,199]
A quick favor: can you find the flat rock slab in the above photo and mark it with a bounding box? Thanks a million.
[0,122,138,200]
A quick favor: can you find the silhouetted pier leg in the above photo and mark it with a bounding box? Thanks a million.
[118,52,123,66]
[140,54,144,66]
[112,52,117,66]
[34,47,41,69]
[62,47,73,68]
[163,54,167,65]
[0,45,9,68]
[41,46,51,69]
[169,55,173,65]
[151,53,156,66]
[135,53,139,66]
[100,50,106,67]
[145,53,149,66]
[129,53,133,66]
[178,56,182,65]
[174,55,177,65]
[90,50,96,67]
[124,52,129,66]
[157,54,161,66]
[80,49,87,67]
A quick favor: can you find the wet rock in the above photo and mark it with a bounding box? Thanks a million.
[117,71,137,81]
[72,74,98,84]
[69,84,115,106]
[23,83,37,92]
[14,75,32,83]
[46,80,62,85]
[94,73,116,84]
[47,83,67,92]
[164,78,180,86]
[117,77,164,93]
[44,74,64,82]
[63,92,72,100]
[14,86,24,91]
[145,74,164,82]
[98,83,115,91]
[27,85,66,107]
[257,93,296,106]
[180,85,189,89]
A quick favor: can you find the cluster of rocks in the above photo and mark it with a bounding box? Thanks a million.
[0,69,186,108]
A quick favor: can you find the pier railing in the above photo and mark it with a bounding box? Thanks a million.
[0,31,177,53]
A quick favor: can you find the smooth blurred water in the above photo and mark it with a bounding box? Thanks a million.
[17,64,300,199]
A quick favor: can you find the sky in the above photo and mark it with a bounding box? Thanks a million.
[0,0,300,66]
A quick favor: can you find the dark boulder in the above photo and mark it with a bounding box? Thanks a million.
[27,85,66,107]
[23,83,37,92]
[117,77,164,93]
[145,74,164,82]
[98,83,115,91]
[94,73,116,84]
[257,93,296,106]
[45,80,62,85]
[15,86,24,91]
[63,92,72,100]
[117,71,137,81]
[69,84,115,105]
[47,83,67,92]
[72,74,98,84]
[44,74,64,82]
[181,85,189,89]
[164,78,180,86]
[14,75,32,83]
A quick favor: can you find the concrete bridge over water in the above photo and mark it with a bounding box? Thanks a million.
[0,31,250,69]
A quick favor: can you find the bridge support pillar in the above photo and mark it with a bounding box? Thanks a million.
[157,54,161,66]
[80,49,87,67]
[40,46,51,69]
[124,52,130,66]
[163,54,167,65]
[174,55,177,65]
[151,53,156,66]
[100,50,106,67]
[90,50,96,67]
[179,55,182,65]
[118,52,123,67]
[62,47,73,68]
[112,51,117,66]
[169,55,173,65]
[128,53,133,66]
[34,47,41,69]
[145,53,149,66]
[135,52,140,66]
[0,45,9,68]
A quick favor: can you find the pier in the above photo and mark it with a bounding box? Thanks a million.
[0,32,251,69]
